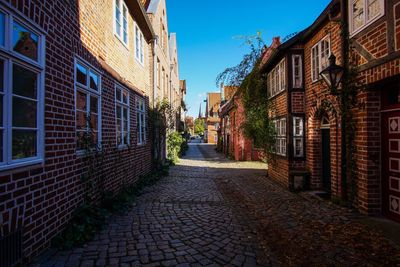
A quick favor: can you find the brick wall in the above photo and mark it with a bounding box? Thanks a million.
[0,0,153,262]
[304,20,343,196]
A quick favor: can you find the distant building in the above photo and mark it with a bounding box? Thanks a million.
[204,92,221,144]
[219,86,263,161]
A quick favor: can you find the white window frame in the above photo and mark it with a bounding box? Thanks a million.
[274,118,287,156]
[115,85,130,148]
[292,55,303,88]
[135,24,144,66]
[114,0,129,46]
[311,36,331,82]
[349,0,385,36]
[267,58,286,98]
[293,117,304,158]
[136,97,146,145]
[0,6,45,171]
[74,57,102,153]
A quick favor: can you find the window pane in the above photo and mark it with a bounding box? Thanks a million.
[353,0,365,30]
[12,22,39,61]
[0,129,2,162]
[0,12,4,46]
[77,91,87,110]
[123,107,128,119]
[122,90,128,104]
[76,110,86,130]
[90,114,98,131]
[90,96,98,113]
[12,97,37,127]
[0,60,4,92]
[123,131,128,144]
[117,107,121,119]
[116,88,121,102]
[0,95,2,126]
[368,0,380,19]
[89,71,99,91]
[76,63,87,85]
[13,64,37,99]
[12,130,37,159]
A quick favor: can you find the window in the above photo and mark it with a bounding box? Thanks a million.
[274,118,287,156]
[156,58,160,88]
[293,117,304,157]
[0,9,44,170]
[292,55,303,88]
[116,86,129,147]
[311,36,330,82]
[350,0,384,34]
[267,59,286,97]
[75,59,101,151]
[135,25,144,65]
[114,0,128,45]
[137,97,146,145]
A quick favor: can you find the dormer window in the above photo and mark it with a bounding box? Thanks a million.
[114,0,128,45]
[349,0,384,35]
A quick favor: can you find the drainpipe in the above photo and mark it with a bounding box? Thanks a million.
[152,36,159,108]
[340,0,349,201]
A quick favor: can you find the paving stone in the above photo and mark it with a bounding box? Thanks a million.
[31,144,399,266]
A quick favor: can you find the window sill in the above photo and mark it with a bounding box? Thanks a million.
[268,89,286,100]
[114,33,129,50]
[135,57,145,68]
[0,158,44,173]
[117,144,130,150]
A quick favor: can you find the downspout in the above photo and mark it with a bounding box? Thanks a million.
[152,36,158,108]
[340,0,349,201]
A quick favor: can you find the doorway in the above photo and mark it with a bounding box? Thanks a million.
[382,111,400,222]
[321,117,331,193]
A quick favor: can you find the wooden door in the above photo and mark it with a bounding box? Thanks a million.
[382,112,400,222]
[321,128,331,193]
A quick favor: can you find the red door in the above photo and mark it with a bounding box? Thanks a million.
[382,111,400,222]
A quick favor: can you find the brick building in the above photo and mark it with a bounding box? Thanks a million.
[219,86,263,161]
[259,0,400,223]
[0,0,181,264]
[204,92,221,144]
[348,0,400,221]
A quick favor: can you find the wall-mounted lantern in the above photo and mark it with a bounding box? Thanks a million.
[319,54,345,95]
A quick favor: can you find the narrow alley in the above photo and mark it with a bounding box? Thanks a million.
[34,144,399,267]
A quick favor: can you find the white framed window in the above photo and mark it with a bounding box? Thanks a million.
[136,97,146,145]
[292,55,303,88]
[75,59,101,151]
[135,25,144,65]
[0,7,45,170]
[293,117,304,157]
[274,118,287,156]
[115,85,130,147]
[349,0,384,35]
[114,0,128,45]
[311,36,330,82]
[267,58,286,97]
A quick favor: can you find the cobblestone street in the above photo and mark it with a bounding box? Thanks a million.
[35,143,400,267]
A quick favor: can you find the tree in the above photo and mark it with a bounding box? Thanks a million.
[194,118,205,135]
[216,34,276,162]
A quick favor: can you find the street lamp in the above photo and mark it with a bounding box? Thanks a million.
[319,54,345,95]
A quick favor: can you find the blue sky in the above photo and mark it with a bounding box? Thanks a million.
[166,0,331,118]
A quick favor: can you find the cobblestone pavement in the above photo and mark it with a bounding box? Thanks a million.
[35,144,400,266]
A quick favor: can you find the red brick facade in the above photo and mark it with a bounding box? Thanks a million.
[258,0,400,223]
[0,0,155,263]
[219,94,263,161]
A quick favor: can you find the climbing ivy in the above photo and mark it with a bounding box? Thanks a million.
[216,34,277,163]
